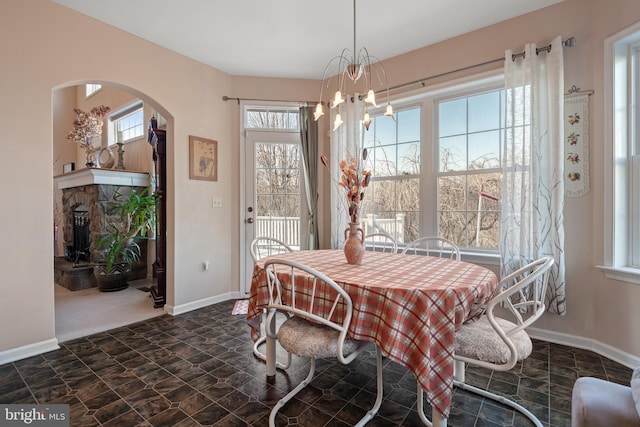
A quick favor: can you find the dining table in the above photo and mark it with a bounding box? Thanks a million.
[247,249,499,425]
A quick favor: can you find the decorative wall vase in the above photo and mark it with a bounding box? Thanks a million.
[343,222,365,265]
[98,147,115,169]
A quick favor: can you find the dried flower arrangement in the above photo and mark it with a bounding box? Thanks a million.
[67,105,111,157]
[321,147,371,224]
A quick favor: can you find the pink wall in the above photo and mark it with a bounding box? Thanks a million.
[2,0,640,364]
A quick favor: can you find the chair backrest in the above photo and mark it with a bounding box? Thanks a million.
[364,233,398,253]
[487,256,555,336]
[263,258,358,364]
[250,237,294,263]
[400,236,461,260]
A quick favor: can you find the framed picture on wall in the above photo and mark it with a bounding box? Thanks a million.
[189,135,218,181]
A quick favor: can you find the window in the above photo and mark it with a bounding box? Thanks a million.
[436,89,504,249]
[85,84,101,98]
[363,107,421,244]
[245,107,299,130]
[599,21,640,284]
[363,73,503,256]
[109,101,144,143]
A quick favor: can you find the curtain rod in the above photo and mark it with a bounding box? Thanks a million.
[382,37,576,95]
[222,95,315,106]
[224,37,577,104]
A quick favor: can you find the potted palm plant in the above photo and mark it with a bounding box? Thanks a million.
[94,184,156,291]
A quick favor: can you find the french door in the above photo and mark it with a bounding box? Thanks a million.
[242,130,308,294]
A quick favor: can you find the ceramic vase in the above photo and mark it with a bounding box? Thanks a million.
[343,222,365,265]
[98,146,115,169]
[85,150,98,168]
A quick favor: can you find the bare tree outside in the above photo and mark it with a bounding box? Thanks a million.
[438,148,501,249]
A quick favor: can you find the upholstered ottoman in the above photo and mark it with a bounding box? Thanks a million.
[572,376,640,426]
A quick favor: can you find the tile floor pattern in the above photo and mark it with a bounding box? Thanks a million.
[0,300,633,426]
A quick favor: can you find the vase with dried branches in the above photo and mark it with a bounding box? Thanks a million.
[67,105,111,168]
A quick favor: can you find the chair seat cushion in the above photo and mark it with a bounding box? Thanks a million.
[277,316,363,358]
[455,316,532,364]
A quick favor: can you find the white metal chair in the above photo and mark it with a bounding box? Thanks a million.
[264,258,383,427]
[416,256,555,427]
[400,236,461,260]
[250,237,294,264]
[364,232,398,253]
[249,237,295,370]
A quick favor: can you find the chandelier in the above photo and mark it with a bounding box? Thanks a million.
[313,0,393,131]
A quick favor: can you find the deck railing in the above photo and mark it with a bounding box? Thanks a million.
[255,216,300,249]
[362,214,405,243]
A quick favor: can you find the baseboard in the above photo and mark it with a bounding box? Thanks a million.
[528,327,640,369]
[0,338,60,365]
[165,291,243,316]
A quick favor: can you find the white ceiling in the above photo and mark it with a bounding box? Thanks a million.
[53,0,563,80]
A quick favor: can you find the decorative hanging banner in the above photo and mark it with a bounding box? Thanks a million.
[564,93,590,197]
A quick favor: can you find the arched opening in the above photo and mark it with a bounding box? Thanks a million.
[52,80,172,342]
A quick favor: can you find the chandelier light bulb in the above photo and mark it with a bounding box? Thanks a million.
[364,89,379,107]
[313,103,324,121]
[363,112,371,130]
[333,113,344,131]
[332,91,345,108]
[384,104,394,117]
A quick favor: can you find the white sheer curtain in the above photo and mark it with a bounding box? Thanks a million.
[501,36,566,315]
[329,96,365,248]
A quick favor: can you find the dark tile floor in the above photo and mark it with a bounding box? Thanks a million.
[0,300,632,426]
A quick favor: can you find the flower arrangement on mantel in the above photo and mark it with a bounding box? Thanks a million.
[322,148,371,224]
[67,105,111,167]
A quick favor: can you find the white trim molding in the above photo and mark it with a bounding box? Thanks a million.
[165,292,243,316]
[0,338,59,365]
[596,265,640,286]
[528,327,640,369]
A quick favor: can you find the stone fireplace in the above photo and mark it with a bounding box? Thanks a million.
[54,169,151,290]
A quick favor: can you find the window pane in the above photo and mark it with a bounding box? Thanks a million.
[373,114,396,144]
[85,84,101,98]
[468,91,500,133]
[245,109,299,130]
[439,211,468,248]
[439,98,467,137]
[468,130,501,169]
[398,142,420,174]
[438,176,466,211]
[439,135,466,171]
[397,108,420,143]
[364,180,396,212]
[371,144,397,177]
[396,178,420,218]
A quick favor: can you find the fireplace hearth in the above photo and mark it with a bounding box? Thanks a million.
[54,169,151,290]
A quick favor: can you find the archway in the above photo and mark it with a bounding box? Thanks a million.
[52,80,172,342]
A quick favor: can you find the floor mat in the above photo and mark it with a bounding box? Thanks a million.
[232,299,248,315]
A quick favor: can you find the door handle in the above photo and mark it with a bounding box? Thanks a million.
[246,218,254,224]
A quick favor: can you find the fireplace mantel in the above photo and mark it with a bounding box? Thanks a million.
[54,168,150,189]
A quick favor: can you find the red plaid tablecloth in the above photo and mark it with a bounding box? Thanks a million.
[247,249,498,419]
